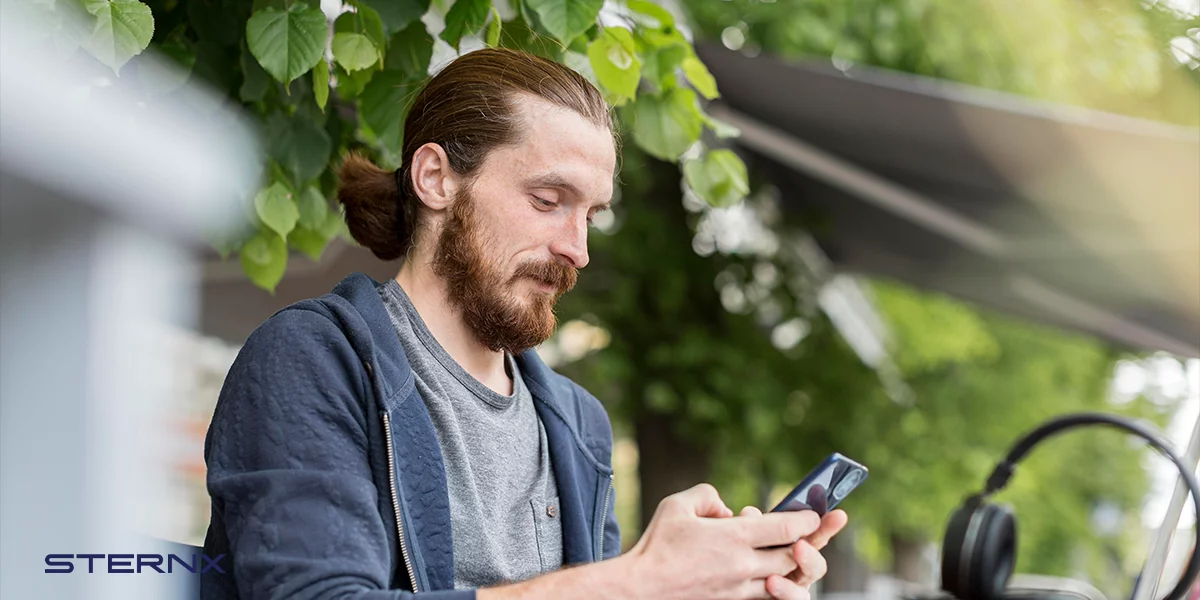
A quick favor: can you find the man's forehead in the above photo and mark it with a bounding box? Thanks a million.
[496,96,616,201]
[512,97,612,150]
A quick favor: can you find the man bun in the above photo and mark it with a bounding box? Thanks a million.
[336,153,411,261]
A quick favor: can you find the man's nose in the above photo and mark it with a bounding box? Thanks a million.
[550,215,589,269]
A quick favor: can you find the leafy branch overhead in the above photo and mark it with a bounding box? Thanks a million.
[46,0,748,291]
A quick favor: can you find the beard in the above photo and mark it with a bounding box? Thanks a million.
[431,186,577,354]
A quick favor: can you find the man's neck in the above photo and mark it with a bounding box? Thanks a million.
[394,258,513,396]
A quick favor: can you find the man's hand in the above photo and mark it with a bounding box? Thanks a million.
[622,483,824,600]
[478,483,833,600]
[738,506,849,600]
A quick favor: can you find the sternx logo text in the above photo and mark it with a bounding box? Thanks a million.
[44,553,226,574]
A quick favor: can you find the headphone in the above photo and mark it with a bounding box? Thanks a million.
[941,413,1200,600]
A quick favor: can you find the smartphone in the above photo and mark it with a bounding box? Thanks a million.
[770,452,868,516]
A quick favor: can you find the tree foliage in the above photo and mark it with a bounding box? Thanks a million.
[683,0,1200,125]
[31,0,750,292]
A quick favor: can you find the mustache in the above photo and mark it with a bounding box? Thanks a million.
[512,259,577,294]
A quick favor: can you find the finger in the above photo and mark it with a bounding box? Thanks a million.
[750,546,798,578]
[740,506,764,517]
[734,578,773,600]
[675,483,732,518]
[805,509,848,550]
[789,540,827,587]
[766,574,811,600]
[738,510,821,548]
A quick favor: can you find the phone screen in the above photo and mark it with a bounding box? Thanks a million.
[770,453,868,516]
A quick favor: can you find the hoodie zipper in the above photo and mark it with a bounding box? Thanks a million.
[597,474,614,559]
[382,411,419,593]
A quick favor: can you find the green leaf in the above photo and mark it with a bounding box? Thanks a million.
[682,55,718,100]
[626,0,673,28]
[683,149,749,208]
[587,27,641,106]
[245,4,327,84]
[254,182,300,238]
[638,24,686,50]
[385,20,434,76]
[441,0,491,50]
[335,6,387,50]
[239,41,271,102]
[361,71,422,150]
[266,111,333,185]
[240,230,288,292]
[485,6,502,48]
[567,23,598,54]
[526,0,602,46]
[640,43,686,88]
[360,0,429,34]
[630,88,702,161]
[313,57,330,111]
[335,63,376,98]
[83,0,109,15]
[84,0,154,72]
[297,186,330,229]
[333,32,379,72]
[267,160,295,193]
[288,226,330,260]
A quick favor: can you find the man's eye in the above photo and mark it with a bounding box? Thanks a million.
[533,196,556,209]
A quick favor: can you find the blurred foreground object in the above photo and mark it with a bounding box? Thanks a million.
[0,4,259,598]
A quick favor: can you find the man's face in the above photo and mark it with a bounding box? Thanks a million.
[432,94,616,354]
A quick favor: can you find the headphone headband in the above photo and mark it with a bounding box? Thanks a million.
[952,413,1200,600]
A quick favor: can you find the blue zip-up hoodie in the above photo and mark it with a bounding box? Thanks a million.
[202,273,620,599]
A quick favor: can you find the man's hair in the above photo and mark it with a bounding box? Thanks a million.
[337,48,615,261]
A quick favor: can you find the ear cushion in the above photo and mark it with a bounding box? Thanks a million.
[969,505,1016,600]
[941,502,1017,600]
[941,503,975,596]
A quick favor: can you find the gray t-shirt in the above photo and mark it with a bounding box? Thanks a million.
[379,279,563,589]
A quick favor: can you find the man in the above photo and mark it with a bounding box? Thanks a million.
[202,47,847,600]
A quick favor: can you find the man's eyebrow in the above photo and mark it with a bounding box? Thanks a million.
[524,174,613,209]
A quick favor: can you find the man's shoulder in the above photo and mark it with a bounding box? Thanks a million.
[240,272,386,360]
[226,275,390,403]
[242,297,355,358]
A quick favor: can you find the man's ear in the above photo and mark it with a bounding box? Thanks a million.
[410,142,459,210]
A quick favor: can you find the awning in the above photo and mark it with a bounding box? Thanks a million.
[697,43,1200,357]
